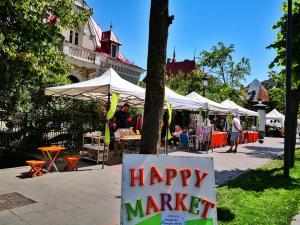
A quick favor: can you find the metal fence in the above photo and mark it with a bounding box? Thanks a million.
[0,111,83,152]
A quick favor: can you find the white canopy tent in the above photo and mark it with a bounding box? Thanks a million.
[45,68,146,106]
[221,99,258,116]
[45,68,205,110]
[266,109,285,128]
[186,91,231,114]
[165,87,204,110]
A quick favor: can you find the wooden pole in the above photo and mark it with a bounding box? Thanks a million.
[165,112,169,155]
[103,93,111,170]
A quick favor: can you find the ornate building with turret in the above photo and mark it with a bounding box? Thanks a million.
[166,48,196,78]
[59,0,144,84]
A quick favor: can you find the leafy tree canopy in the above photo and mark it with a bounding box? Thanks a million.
[268,70,285,112]
[198,42,251,87]
[267,0,300,117]
[267,0,300,90]
[167,69,246,107]
[0,0,92,114]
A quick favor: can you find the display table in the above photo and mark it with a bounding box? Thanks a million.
[114,129,141,154]
[211,132,227,149]
[247,131,259,143]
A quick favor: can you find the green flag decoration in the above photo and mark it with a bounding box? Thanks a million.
[166,102,172,140]
[104,93,119,144]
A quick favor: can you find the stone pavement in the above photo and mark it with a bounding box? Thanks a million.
[0,137,298,225]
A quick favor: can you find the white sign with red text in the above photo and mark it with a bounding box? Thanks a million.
[120,154,217,225]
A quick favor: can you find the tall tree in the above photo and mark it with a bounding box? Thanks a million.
[0,0,91,114]
[268,0,300,167]
[198,42,250,87]
[140,0,174,154]
[0,0,92,155]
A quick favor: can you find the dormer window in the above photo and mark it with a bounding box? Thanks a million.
[111,44,118,58]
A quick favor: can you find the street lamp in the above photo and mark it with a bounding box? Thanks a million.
[202,74,208,97]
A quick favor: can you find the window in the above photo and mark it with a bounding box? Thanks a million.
[75,32,79,45]
[69,30,73,43]
[111,44,117,58]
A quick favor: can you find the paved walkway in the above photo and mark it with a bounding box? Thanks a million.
[0,137,298,225]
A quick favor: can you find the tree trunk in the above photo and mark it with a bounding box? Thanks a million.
[140,0,174,154]
[289,89,300,168]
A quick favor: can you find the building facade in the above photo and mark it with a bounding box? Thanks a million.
[60,0,144,84]
[245,79,270,110]
[166,48,196,78]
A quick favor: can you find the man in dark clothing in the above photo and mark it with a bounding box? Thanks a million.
[160,110,168,145]
[115,103,130,129]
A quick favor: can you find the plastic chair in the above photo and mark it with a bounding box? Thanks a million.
[178,133,192,151]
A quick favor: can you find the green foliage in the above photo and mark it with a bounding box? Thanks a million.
[198,42,251,86]
[267,0,300,117]
[217,150,300,225]
[167,69,246,106]
[0,0,92,114]
[167,70,205,96]
[268,71,285,113]
[0,0,92,156]
[267,0,300,90]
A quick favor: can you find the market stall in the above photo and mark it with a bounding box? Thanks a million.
[186,92,231,113]
[266,108,285,128]
[45,68,146,167]
[221,99,258,116]
[165,87,204,110]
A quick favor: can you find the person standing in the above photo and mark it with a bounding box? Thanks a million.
[114,103,130,129]
[227,113,242,153]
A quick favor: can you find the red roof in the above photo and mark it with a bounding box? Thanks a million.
[166,60,195,76]
[102,30,122,45]
[89,17,142,70]
[257,85,269,102]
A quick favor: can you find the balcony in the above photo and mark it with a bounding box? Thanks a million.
[63,42,100,67]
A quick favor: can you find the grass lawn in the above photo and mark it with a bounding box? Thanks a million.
[217,149,300,225]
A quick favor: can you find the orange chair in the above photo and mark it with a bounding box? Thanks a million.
[64,156,80,171]
[26,160,46,177]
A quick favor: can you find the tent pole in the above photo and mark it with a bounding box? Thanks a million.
[165,113,168,155]
[103,93,111,170]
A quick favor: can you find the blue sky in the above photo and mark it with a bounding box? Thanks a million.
[87,0,284,85]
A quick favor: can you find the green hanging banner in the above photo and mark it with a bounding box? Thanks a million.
[166,102,172,140]
[256,116,260,130]
[199,109,203,116]
[104,93,119,144]
[227,112,232,123]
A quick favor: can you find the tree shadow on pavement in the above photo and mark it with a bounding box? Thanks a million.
[215,169,248,186]
[220,167,300,192]
[242,145,283,159]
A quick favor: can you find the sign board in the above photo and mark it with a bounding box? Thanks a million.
[121,154,217,225]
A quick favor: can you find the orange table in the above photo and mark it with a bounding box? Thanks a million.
[247,131,259,143]
[37,146,65,173]
[211,132,228,148]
